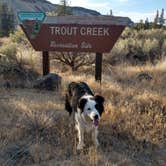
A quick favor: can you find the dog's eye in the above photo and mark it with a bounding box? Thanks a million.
[87,108,91,111]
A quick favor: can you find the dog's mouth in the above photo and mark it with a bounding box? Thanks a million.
[93,119,99,127]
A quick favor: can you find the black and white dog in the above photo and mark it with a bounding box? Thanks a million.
[65,82,105,149]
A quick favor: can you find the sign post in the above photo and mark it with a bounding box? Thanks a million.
[42,51,49,75]
[95,53,103,82]
[18,14,133,80]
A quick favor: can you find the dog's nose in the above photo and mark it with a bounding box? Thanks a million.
[94,115,99,120]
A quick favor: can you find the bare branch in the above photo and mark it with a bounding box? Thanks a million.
[51,52,94,71]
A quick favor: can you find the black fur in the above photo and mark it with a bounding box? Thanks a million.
[65,94,72,115]
[95,95,105,104]
[65,82,104,116]
[94,95,105,116]
[78,98,87,113]
[65,82,93,115]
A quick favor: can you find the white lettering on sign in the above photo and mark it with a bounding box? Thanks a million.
[50,26,78,36]
[50,41,78,48]
[80,27,109,36]
[50,26,110,36]
[81,42,92,49]
[50,41,93,49]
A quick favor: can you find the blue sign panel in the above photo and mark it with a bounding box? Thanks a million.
[17,11,46,22]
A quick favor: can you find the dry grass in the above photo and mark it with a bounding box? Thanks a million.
[0,58,165,166]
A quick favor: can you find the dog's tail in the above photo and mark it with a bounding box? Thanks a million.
[65,94,72,115]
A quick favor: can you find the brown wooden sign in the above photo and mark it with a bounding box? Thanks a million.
[21,15,132,53]
[20,15,133,80]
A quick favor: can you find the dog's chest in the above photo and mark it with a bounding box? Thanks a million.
[75,113,95,132]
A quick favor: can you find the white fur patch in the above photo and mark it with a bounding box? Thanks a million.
[75,94,100,149]
[81,95,100,122]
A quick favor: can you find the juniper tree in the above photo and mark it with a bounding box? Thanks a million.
[144,18,150,29]
[159,8,165,27]
[56,0,72,16]
[154,10,159,24]
[0,3,15,37]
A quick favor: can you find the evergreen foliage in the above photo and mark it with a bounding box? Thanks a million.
[56,0,72,16]
[159,8,165,26]
[134,9,165,30]
[0,3,15,37]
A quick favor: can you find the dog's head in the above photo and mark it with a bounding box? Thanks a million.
[78,95,105,127]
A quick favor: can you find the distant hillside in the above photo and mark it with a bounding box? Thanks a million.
[1,0,101,23]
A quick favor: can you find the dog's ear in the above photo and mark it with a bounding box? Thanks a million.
[78,98,87,110]
[95,95,105,116]
[94,95,105,104]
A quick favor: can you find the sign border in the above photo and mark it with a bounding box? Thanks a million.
[17,11,46,22]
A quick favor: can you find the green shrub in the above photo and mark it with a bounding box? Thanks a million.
[10,28,28,44]
[162,39,166,53]
[0,43,17,64]
[143,39,159,54]
[105,28,166,65]
[0,43,16,56]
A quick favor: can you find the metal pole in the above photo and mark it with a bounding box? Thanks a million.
[42,51,49,75]
[95,52,103,82]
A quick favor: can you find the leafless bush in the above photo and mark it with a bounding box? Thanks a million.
[50,52,94,71]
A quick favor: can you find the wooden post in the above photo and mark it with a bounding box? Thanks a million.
[95,52,103,82]
[42,51,49,75]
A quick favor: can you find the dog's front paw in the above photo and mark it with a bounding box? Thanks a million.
[77,143,85,150]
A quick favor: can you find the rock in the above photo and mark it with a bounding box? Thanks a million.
[33,73,61,91]
[136,73,153,82]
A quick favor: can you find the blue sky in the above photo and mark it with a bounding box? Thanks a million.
[48,0,166,22]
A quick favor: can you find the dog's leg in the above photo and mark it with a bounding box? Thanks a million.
[92,128,99,147]
[75,124,85,150]
[65,94,72,115]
